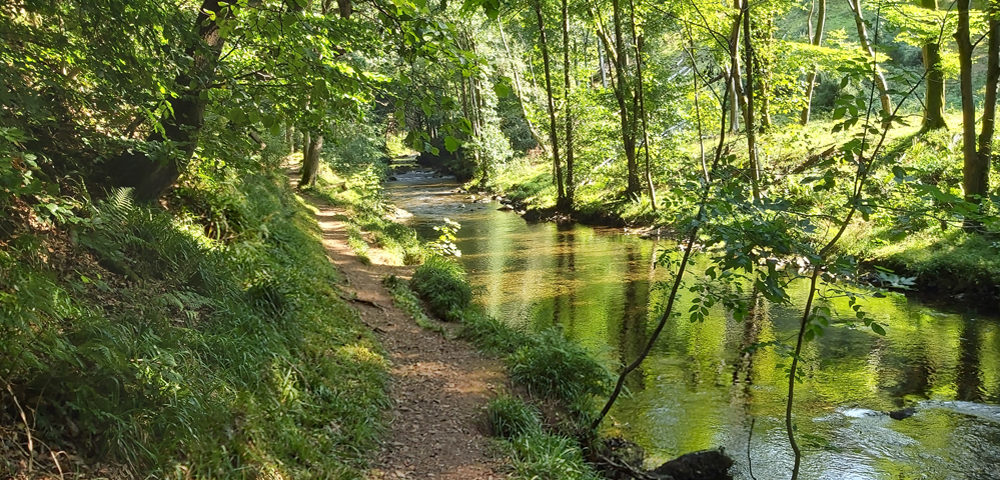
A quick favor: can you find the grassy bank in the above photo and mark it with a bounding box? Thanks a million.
[1,155,388,477]
[389,255,616,479]
[473,113,1000,305]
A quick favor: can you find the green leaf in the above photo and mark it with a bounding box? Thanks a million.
[871,323,886,336]
[444,135,461,153]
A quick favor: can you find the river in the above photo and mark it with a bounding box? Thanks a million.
[386,170,1000,480]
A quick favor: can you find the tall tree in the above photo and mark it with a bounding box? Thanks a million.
[532,0,567,204]
[920,0,947,130]
[561,0,575,210]
[957,0,997,227]
[591,0,642,200]
[847,0,892,114]
[800,0,827,125]
[743,0,761,202]
[113,0,244,201]
[628,0,656,209]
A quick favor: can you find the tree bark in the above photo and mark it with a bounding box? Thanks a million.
[113,0,238,201]
[629,0,656,209]
[532,0,566,202]
[300,132,323,188]
[610,0,642,199]
[920,0,947,130]
[800,0,826,125]
[957,0,980,216]
[560,0,575,210]
[848,0,892,114]
[743,0,761,202]
[728,0,745,133]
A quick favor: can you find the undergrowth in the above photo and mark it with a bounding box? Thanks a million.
[405,254,610,479]
[0,163,388,477]
[308,161,424,267]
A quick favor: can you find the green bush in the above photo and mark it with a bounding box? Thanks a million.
[410,255,472,321]
[507,329,612,407]
[506,432,603,480]
[487,394,542,439]
[460,309,532,353]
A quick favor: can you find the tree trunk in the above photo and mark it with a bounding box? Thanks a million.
[498,21,547,152]
[560,0,575,210]
[848,0,892,114]
[300,132,323,188]
[920,0,947,130]
[532,0,566,202]
[800,0,826,125]
[113,0,237,201]
[743,0,761,202]
[728,0,744,133]
[757,16,774,129]
[336,0,352,18]
[611,0,642,199]
[629,0,656,210]
[969,1,998,223]
[957,0,980,216]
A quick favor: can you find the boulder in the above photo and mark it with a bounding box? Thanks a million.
[650,448,734,480]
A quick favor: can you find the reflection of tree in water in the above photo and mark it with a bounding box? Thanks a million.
[732,286,766,404]
[618,243,650,393]
[551,226,577,329]
[957,320,984,402]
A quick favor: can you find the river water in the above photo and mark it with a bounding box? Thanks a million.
[386,171,1000,480]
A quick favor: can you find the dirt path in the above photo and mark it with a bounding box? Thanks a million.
[297,183,507,479]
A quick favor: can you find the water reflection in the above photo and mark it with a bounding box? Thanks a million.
[386,173,1000,480]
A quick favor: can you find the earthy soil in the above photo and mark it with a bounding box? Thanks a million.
[296,181,508,479]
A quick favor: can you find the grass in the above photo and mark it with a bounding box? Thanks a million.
[383,274,446,334]
[410,256,473,321]
[1,161,389,477]
[308,162,425,266]
[487,394,543,439]
[404,254,610,479]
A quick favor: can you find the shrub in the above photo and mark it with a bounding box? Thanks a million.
[507,432,603,480]
[507,329,612,407]
[410,255,472,321]
[460,309,532,353]
[487,394,542,439]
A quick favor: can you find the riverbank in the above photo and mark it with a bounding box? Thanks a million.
[296,163,510,479]
[460,117,1000,309]
[387,166,1000,478]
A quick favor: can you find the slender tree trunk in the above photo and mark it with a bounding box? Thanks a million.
[971,2,998,224]
[113,0,238,201]
[757,16,774,129]
[848,0,892,113]
[561,0,575,210]
[728,0,745,133]
[532,0,566,202]
[957,0,979,210]
[611,0,642,199]
[598,38,609,88]
[743,0,761,202]
[800,0,827,125]
[920,0,947,130]
[628,0,656,209]
[300,132,324,188]
[498,21,547,152]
